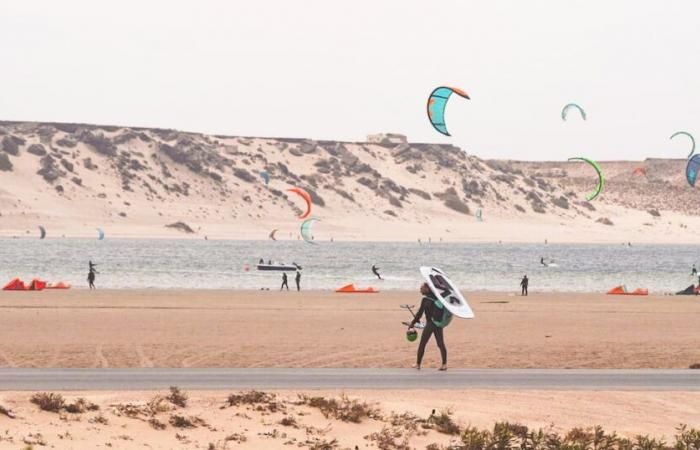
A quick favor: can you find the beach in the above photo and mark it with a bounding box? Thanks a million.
[1,289,698,369]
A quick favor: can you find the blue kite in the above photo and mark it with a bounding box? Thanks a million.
[686,154,700,187]
[427,86,470,136]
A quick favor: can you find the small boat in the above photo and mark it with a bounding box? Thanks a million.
[256,262,301,272]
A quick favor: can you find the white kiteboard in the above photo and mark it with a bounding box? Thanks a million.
[419,266,474,319]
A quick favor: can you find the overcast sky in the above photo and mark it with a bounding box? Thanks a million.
[1,1,698,160]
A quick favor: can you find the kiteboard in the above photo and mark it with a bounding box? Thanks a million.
[419,267,474,319]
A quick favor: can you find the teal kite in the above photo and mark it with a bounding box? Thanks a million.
[568,157,604,201]
[427,86,470,136]
[561,103,586,121]
[300,218,319,245]
[686,154,700,187]
[670,131,695,159]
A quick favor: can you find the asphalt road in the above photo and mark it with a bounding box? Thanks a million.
[1,369,699,390]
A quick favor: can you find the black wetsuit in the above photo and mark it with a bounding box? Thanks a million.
[520,276,528,296]
[372,265,382,280]
[88,270,96,290]
[410,293,447,366]
[693,266,697,276]
[281,273,289,291]
[295,271,301,291]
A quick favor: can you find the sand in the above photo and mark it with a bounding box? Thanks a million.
[0,389,698,448]
[1,289,699,369]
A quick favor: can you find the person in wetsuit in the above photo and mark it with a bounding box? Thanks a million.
[540,257,547,267]
[87,261,99,290]
[692,264,697,276]
[295,271,301,291]
[520,275,529,296]
[281,272,289,291]
[409,283,448,371]
[372,265,382,280]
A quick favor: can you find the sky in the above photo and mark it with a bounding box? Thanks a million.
[1,0,699,161]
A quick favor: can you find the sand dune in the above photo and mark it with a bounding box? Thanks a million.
[1,122,699,243]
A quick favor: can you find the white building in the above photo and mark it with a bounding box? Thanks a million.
[366,133,407,145]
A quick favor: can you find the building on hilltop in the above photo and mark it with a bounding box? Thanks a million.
[366,133,407,145]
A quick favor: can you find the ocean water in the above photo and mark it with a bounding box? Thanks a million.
[0,238,698,293]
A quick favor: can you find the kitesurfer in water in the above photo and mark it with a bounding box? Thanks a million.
[409,283,448,371]
[540,257,547,267]
[372,265,382,280]
[295,271,301,291]
[520,275,529,296]
[281,272,289,291]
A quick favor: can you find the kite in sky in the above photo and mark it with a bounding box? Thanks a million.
[568,157,604,201]
[561,103,586,121]
[427,86,470,136]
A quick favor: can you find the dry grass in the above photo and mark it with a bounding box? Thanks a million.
[30,393,64,412]
[279,416,300,428]
[63,398,99,414]
[226,390,285,413]
[88,413,108,425]
[365,426,411,450]
[169,414,206,429]
[428,409,460,435]
[166,386,188,408]
[301,394,378,423]
[148,417,167,430]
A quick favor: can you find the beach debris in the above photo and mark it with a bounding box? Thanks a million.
[561,103,586,121]
[568,157,604,201]
[427,86,470,136]
[260,170,270,185]
[671,131,696,159]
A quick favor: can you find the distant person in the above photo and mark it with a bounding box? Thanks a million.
[520,275,529,296]
[693,264,697,276]
[87,261,99,290]
[409,283,449,371]
[544,239,548,244]
[281,272,289,291]
[295,271,301,291]
[540,257,547,267]
[259,258,264,264]
[372,265,382,280]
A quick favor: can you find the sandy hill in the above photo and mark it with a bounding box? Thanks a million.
[0,121,698,243]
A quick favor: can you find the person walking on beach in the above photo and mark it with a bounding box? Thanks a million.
[281,272,289,291]
[372,265,382,280]
[295,270,301,291]
[520,275,529,296]
[87,260,99,290]
[409,283,449,371]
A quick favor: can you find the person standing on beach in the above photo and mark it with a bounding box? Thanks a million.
[692,264,697,276]
[281,272,289,291]
[295,271,301,291]
[372,265,382,280]
[520,275,529,296]
[87,261,99,290]
[409,283,449,371]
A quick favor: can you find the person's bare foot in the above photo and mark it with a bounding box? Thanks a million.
[412,364,421,370]
[438,365,447,371]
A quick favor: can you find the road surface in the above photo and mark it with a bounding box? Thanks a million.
[1,369,699,390]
